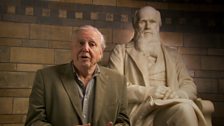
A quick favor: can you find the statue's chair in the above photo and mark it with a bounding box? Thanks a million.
[195,98,214,126]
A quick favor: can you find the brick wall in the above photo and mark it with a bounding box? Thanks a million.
[0,0,223,126]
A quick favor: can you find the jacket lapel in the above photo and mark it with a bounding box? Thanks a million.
[59,64,83,123]
[162,46,177,89]
[93,67,106,125]
[126,43,147,81]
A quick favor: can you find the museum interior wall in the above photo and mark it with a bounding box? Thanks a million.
[0,0,223,125]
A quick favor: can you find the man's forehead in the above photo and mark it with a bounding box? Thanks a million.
[138,8,158,20]
[76,29,100,41]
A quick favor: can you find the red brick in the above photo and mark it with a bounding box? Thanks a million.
[197,93,224,102]
[10,47,54,64]
[99,28,113,43]
[65,0,92,4]
[219,79,224,94]
[179,47,207,55]
[194,78,218,93]
[16,64,44,72]
[99,51,110,66]
[183,33,219,48]
[213,102,224,118]
[0,38,22,46]
[3,124,24,126]
[30,24,72,41]
[201,56,224,70]
[160,32,183,47]
[13,98,29,114]
[49,41,70,49]
[0,115,26,123]
[0,22,29,38]
[0,97,13,114]
[112,29,134,44]
[0,72,35,88]
[208,48,224,56]
[54,49,71,64]
[117,0,146,8]
[22,40,49,48]
[104,43,115,52]
[182,55,201,70]
[93,0,116,6]
[0,63,16,71]
[195,70,224,78]
[0,89,31,97]
[0,46,10,62]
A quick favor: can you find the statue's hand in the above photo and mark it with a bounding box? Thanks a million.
[163,88,179,100]
[150,86,179,100]
[151,85,168,99]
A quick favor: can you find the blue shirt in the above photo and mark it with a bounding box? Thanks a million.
[72,64,100,124]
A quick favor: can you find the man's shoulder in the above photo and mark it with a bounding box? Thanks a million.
[161,44,181,61]
[162,44,178,52]
[99,66,125,77]
[114,41,134,49]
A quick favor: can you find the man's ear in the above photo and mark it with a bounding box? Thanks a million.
[100,48,104,59]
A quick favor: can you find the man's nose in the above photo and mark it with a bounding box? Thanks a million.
[82,43,90,51]
[145,21,151,29]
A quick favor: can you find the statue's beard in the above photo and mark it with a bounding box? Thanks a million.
[134,32,161,53]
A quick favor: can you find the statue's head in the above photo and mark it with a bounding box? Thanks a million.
[132,6,162,43]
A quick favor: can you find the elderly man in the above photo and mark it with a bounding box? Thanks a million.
[25,25,130,126]
[109,6,207,126]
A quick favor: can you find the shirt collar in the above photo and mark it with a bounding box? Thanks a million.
[71,61,100,77]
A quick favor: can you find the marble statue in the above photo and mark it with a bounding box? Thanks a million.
[109,6,208,126]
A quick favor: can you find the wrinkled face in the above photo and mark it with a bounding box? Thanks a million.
[71,29,103,69]
[136,8,160,40]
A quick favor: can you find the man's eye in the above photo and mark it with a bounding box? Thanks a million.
[79,41,85,45]
[150,20,156,24]
[89,42,96,47]
[138,21,145,24]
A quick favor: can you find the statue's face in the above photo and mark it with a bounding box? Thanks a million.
[136,8,160,40]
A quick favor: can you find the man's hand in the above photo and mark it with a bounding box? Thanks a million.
[106,122,113,126]
[150,86,179,99]
[162,88,179,99]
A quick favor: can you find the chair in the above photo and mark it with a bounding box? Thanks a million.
[195,98,215,126]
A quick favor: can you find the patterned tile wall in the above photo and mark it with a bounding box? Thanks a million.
[0,0,223,33]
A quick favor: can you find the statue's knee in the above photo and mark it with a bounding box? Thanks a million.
[175,103,195,115]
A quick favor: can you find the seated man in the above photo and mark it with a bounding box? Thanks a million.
[109,6,207,126]
[25,25,130,126]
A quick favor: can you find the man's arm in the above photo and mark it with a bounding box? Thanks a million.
[108,44,149,104]
[114,77,130,126]
[108,44,125,75]
[175,53,197,100]
[25,70,52,126]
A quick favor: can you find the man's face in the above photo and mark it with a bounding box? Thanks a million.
[71,29,103,69]
[136,8,160,40]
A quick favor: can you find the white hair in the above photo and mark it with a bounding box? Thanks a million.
[132,6,162,29]
[74,25,106,49]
